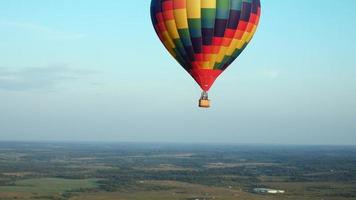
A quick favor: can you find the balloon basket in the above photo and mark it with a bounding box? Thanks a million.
[199,99,210,108]
[199,91,210,108]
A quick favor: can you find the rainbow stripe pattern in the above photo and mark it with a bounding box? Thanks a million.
[151,0,261,91]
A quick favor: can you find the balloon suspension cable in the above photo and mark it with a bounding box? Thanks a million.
[201,91,208,100]
[199,91,210,108]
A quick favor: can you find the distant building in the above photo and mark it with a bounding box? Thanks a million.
[253,188,285,194]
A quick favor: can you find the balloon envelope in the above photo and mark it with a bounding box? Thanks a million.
[151,0,261,91]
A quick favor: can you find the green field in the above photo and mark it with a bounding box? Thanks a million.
[71,181,271,200]
[0,142,355,200]
[0,178,98,200]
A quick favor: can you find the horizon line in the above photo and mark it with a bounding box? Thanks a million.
[0,140,355,147]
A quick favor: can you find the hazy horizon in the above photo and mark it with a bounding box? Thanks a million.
[0,139,355,147]
[1,1,355,145]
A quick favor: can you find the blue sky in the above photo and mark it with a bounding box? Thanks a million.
[0,0,355,145]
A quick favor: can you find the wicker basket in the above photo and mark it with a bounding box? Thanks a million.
[199,99,210,108]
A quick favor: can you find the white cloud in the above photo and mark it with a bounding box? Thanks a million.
[0,65,95,91]
[0,20,85,40]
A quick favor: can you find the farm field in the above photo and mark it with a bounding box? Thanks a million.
[0,178,98,199]
[0,142,355,200]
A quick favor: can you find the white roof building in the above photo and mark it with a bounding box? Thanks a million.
[253,188,285,194]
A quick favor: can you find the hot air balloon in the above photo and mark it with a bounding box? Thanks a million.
[150,0,261,108]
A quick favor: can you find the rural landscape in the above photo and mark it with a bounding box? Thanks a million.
[0,142,355,200]
[1,0,356,199]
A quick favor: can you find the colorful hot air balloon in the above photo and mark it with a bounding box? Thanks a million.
[151,0,261,108]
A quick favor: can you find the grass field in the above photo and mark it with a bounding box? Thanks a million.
[0,178,98,200]
[70,181,271,200]
[0,142,355,200]
[1,179,355,200]
[70,180,356,200]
